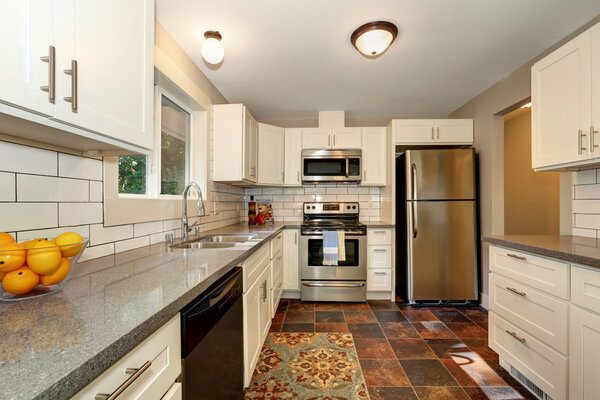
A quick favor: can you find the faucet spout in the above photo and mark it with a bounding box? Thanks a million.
[181,182,205,240]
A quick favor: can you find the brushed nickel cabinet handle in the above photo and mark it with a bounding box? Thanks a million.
[297,170,300,183]
[506,253,526,261]
[431,127,434,140]
[63,59,77,112]
[373,248,387,252]
[506,330,526,344]
[39,45,55,102]
[436,126,440,139]
[506,287,526,297]
[578,129,587,155]
[373,272,387,275]
[591,126,599,153]
[364,170,367,181]
[95,360,152,400]
[333,134,336,147]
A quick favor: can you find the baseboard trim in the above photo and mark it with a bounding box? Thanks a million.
[480,292,489,310]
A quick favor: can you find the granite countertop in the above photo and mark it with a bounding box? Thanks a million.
[0,223,289,400]
[364,221,395,228]
[483,234,600,269]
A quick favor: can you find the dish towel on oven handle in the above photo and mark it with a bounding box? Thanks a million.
[337,231,346,262]
[322,230,338,266]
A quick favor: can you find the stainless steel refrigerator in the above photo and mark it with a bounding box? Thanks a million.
[396,149,478,302]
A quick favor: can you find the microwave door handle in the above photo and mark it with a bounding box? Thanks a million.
[345,158,349,177]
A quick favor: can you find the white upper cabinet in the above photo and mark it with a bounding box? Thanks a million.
[302,128,331,149]
[332,128,362,148]
[532,29,592,170]
[284,128,302,186]
[213,104,258,184]
[0,0,154,153]
[302,128,362,149]
[361,127,387,186]
[393,119,473,145]
[257,123,285,185]
[0,0,54,116]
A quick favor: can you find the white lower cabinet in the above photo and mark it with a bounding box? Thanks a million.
[367,269,392,291]
[570,304,600,399]
[161,383,182,400]
[366,228,393,294]
[282,229,300,291]
[72,315,181,400]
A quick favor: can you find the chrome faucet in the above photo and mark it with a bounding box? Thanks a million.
[181,182,205,240]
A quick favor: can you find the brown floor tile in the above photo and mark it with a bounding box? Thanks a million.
[388,338,437,359]
[354,338,396,359]
[463,386,527,400]
[314,322,348,332]
[276,299,289,313]
[374,311,409,323]
[400,359,458,386]
[413,386,469,400]
[402,310,440,322]
[315,311,345,323]
[413,322,457,339]
[433,310,472,323]
[426,307,458,311]
[463,339,498,360]
[348,323,386,338]
[460,309,489,324]
[269,322,282,332]
[424,339,473,359]
[287,299,315,311]
[478,323,488,331]
[284,310,314,323]
[360,359,411,386]
[314,302,343,311]
[342,302,372,311]
[441,357,506,387]
[368,386,418,400]
[281,323,314,332]
[381,322,421,339]
[484,359,525,389]
[446,322,488,339]
[345,310,377,323]
[272,311,286,324]
[368,300,400,311]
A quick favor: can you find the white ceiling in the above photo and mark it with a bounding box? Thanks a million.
[156,1,600,121]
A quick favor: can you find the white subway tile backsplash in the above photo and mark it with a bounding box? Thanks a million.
[59,153,103,181]
[163,219,180,230]
[115,236,150,253]
[294,194,316,202]
[347,187,370,194]
[59,203,103,226]
[16,225,90,242]
[17,175,89,202]
[263,188,283,195]
[283,188,304,195]
[0,141,57,176]
[573,170,596,185]
[574,214,600,229]
[0,172,15,201]
[314,194,337,202]
[79,243,114,262]
[574,184,600,199]
[326,187,347,194]
[0,203,58,232]
[90,223,134,245]
[572,200,600,214]
[337,194,359,202]
[134,221,164,237]
[90,181,103,202]
[572,227,597,238]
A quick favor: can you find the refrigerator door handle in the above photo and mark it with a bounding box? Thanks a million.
[409,201,418,239]
[411,163,418,200]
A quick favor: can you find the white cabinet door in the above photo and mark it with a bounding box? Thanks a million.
[368,246,393,269]
[284,128,303,186]
[302,128,331,149]
[248,116,259,182]
[532,30,592,169]
[161,383,182,400]
[54,0,154,149]
[258,123,284,185]
[258,264,272,339]
[332,128,361,148]
[591,24,600,159]
[283,229,300,290]
[435,120,473,144]
[367,269,392,291]
[0,0,54,116]
[243,277,262,387]
[361,127,386,186]
[570,305,600,400]
[394,120,435,144]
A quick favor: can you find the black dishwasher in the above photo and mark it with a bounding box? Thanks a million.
[181,267,244,400]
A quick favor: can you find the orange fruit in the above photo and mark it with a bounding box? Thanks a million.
[53,232,85,257]
[27,240,62,275]
[40,258,71,286]
[0,233,15,244]
[22,238,46,250]
[2,266,39,295]
[0,271,5,282]
[0,242,26,272]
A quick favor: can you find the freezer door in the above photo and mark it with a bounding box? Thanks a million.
[407,200,477,301]
[406,149,476,200]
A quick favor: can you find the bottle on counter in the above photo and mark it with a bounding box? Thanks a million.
[248,196,257,225]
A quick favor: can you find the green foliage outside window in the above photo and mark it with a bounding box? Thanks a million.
[118,155,147,194]
[160,131,186,195]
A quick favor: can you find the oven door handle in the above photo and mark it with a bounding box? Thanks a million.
[345,158,349,177]
[302,282,366,288]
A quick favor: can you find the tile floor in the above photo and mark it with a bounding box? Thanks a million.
[270,299,537,400]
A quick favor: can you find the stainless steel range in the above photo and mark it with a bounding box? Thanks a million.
[300,202,367,302]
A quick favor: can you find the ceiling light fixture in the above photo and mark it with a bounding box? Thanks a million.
[202,31,224,64]
[351,21,398,57]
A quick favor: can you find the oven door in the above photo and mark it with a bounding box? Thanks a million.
[300,233,367,281]
[302,156,361,182]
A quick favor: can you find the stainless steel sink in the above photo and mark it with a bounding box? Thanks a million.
[171,242,237,249]
[199,234,257,243]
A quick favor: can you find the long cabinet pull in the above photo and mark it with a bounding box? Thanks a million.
[95,360,152,400]
[506,287,526,297]
[591,126,599,153]
[63,59,78,112]
[303,282,365,288]
[506,330,526,344]
[294,231,297,244]
[297,170,300,183]
[436,126,440,139]
[431,127,434,140]
[578,129,587,155]
[39,45,55,102]
[506,253,526,261]
[373,248,387,252]
[364,170,367,181]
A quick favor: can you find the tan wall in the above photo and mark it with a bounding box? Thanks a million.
[504,109,560,235]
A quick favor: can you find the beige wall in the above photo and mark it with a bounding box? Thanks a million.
[504,109,560,235]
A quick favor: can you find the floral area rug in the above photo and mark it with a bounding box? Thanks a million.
[245,332,369,400]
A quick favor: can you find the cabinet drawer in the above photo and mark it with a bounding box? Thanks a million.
[488,312,567,400]
[368,246,392,269]
[367,269,392,291]
[570,304,600,400]
[270,232,283,258]
[243,244,270,292]
[571,265,600,314]
[489,245,569,299]
[271,272,283,316]
[73,315,181,400]
[272,252,283,285]
[489,273,568,354]
[367,229,392,245]
[161,383,182,400]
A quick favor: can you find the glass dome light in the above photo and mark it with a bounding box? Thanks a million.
[202,31,224,64]
[351,21,398,57]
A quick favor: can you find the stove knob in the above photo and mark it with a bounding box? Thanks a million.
[352,205,357,210]
[347,205,351,210]
[312,206,316,210]
[306,205,310,210]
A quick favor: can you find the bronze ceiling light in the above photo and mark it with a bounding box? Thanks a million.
[351,21,398,57]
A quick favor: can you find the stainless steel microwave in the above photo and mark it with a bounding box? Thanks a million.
[301,149,361,183]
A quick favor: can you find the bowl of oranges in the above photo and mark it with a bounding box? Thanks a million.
[0,232,88,301]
